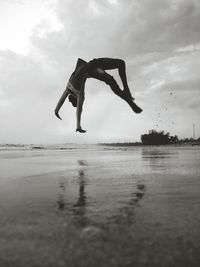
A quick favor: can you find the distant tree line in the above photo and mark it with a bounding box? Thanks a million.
[141,130,178,145]
[141,130,200,145]
[98,130,200,147]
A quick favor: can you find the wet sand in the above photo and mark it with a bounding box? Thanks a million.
[0,145,200,267]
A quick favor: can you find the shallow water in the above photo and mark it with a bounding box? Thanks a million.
[0,145,200,267]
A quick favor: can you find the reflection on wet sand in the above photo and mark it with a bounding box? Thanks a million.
[109,182,146,225]
[73,170,86,207]
[131,184,146,204]
[142,147,178,170]
[72,161,88,227]
[57,160,88,211]
[57,160,89,227]
[74,161,88,207]
[57,177,66,210]
[1,146,200,266]
[57,159,146,228]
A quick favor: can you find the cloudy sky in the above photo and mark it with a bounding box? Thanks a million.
[0,0,200,144]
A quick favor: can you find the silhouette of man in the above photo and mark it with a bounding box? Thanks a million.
[55,57,142,133]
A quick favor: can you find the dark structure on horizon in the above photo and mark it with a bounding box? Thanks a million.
[99,129,200,147]
[141,130,179,145]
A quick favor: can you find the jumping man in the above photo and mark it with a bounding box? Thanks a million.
[55,57,142,133]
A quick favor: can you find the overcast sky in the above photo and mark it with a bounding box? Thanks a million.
[0,0,200,144]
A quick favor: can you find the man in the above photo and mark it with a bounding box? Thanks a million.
[55,57,142,133]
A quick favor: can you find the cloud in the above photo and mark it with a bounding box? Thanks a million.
[0,0,61,54]
[0,0,200,143]
[112,0,200,56]
[160,78,200,93]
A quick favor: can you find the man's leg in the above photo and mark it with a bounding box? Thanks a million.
[88,58,134,99]
[90,68,142,113]
[76,91,86,133]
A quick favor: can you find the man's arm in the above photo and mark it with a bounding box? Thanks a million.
[76,82,86,132]
[55,88,69,120]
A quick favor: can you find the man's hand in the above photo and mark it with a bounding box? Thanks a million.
[55,110,62,120]
[76,128,86,133]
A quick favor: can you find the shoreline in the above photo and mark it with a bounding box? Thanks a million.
[98,141,200,147]
[0,141,200,152]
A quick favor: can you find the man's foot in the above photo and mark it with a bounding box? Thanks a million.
[134,105,142,113]
[124,97,142,113]
[129,101,142,113]
[55,110,62,120]
[76,128,86,133]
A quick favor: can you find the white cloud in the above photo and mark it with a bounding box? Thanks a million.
[0,0,62,54]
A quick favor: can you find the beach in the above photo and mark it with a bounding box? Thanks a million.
[0,145,200,267]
